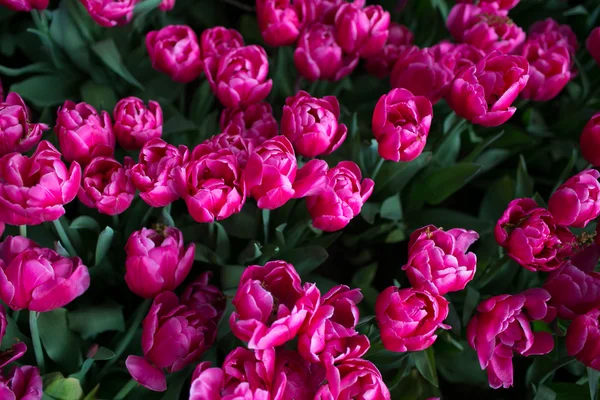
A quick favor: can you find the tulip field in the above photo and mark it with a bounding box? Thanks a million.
[1,0,600,399]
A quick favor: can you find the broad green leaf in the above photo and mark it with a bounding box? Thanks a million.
[92,39,144,89]
[462,287,480,327]
[80,80,118,111]
[534,385,557,400]
[68,303,125,339]
[374,151,432,197]
[11,75,77,107]
[189,79,215,125]
[0,62,55,76]
[413,347,439,387]
[221,265,247,291]
[479,176,515,222]
[280,246,328,276]
[589,368,599,400]
[38,309,83,373]
[411,163,482,206]
[70,216,101,232]
[516,155,534,198]
[95,226,114,266]
[43,373,84,400]
[381,194,403,222]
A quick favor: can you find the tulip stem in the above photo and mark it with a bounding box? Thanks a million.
[371,158,385,181]
[96,299,152,382]
[114,379,137,400]
[112,214,120,229]
[19,225,27,238]
[29,311,45,374]
[52,219,78,257]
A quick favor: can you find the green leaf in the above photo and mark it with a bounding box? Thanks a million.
[462,286,480,327]
[92,39,144,89]
[70,216,101,232]
[38,309,83,373]
[433,119,465,167]
[43,373,84,400]
[80,80,118,111]
[280,246,328,276]
[95,226,114,266]
[11,75,77,107]
[221,264,246,290]
[374,151,432,197]
[589,368,599,400]
[515,154,534,198]
[552,148,577,193]
[238,241,263,264]
[0,62,55,76]
[215,223,231,262]
[0,315,29,351]
[381,194,403,222]
[413,347,439,387]
[479,176,515,222]
[68,303,125,339]
[163,116,198,136]
[190,79,215,126]
[134,0,162,15]
[412,163,482,206]
[534,385,557,400]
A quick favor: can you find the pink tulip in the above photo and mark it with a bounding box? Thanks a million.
[0,223,3,237]
[0,341,27,372]
[0,0,47,10]
[146,25,203,83]
[566,307,600,370]
[587,27,600,66]
[197,133,255,168]
[229,261,312,349]
[580,113,600,167]
[519,36,572,102]
[126,291,217,392]
[298,285,370,364]
[299,0,345,25]
[273,350,321,399]
[78,156,135,216]
[244,136,328,209]
[207,45,273,109]
[80,0,136,27]
[544,254,600,320]
[314,359,390,399]
[467,288,554,389]
[0,79,3,102]
[159,0,174,11]
[403,225,479,295]
[55,100,115,166]
[307,161,374,232]
[372,88,433,162]
[220,348,276,395]
[181,272,226,323]
[220,103,278,144]
[456,0,519,10]
[365,22,414,78]
[294,23,359,82]
[257,0,301,47]
[124,226,195,299]
[200,27,244,80]
[0,236,90,312]
[130,138,189,208]
[431,42,486,74]
[113,97,163,151]
[334,3,390,58]
[375,286,449,352]
[281,91,348,158]
[0,93,48,157]
[0,366,43,400]
[495,198,575,271]
[390,47,454,104]
[447,51,529,127]
[0,141,81,226]
[447,3,525,53]
[174,148,246,223]
[529,18,578,55]
[548,169,600,228]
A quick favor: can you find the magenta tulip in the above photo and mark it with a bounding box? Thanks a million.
[0,93,48,157]
[80,0,136,27]
[580,113,600,167]
[334,3,390,58]
[0,0,47,11]
[566,307,600,370]
[146,25,203,83]
[113,97,163,151]
[200,27,244,80]
[467,288,554,389]
[130,138,189,208]
[529,18,578,56]
[124,226,195,299]
[307,161,374,232]
[257,0,301,47]
[0,141,81,226]
[587,27,600,66]
[220,102,278,144]
[78,157,135,216]
[314,359,390,399]
[447,51,529,127]
[281,91,348,158]
[548,169,600,228]
[0,365,43,400]
[365,22,414,78]
[372,88,432,162]
[181,272,226,323]
[0,236,90,312]
[55,100,115,166]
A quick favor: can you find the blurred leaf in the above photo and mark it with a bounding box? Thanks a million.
[589,368,599,400]
[0,316,29,351]
[80,80,118,111]
[43,373,84,400]
[70,216,101,233]
[552,148,577,193]
[215,223,231,262]
[11,75,77,107]
[374,152,432,197]
[433,119,465,167]
[68,303,125,339]
[534,385,557,400]
[190,80,215,125]
[437,343,488,386]
[163,116,198,136]
[414,347,439,387]
[92,39,144,89]
[516,155,534,198]
[381,194,403,222]
[412,163,482,206]
[95,226,114,266]
[221,264,246,291]
[462,286,480,327]
[38,309,83,373]
[479,176,515,222]
[280,246,328,276]
[0,62,55,76]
